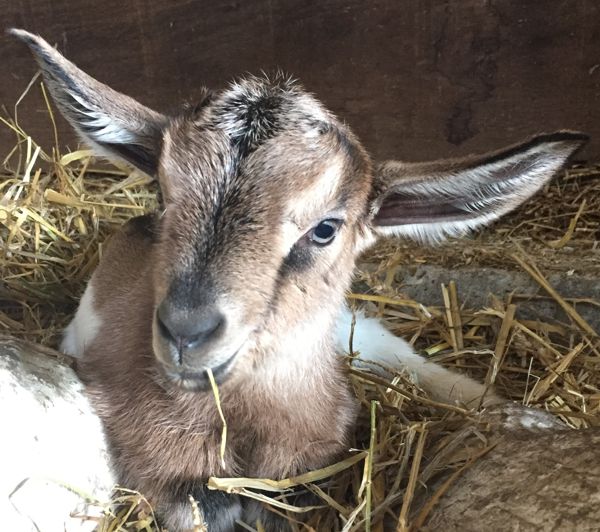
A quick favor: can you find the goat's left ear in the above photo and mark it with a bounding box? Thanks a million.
[10,29,167,176]
[370,132,588,243]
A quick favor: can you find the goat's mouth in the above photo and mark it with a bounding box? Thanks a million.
[159,350,239,391]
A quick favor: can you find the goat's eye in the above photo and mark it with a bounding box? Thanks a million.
[309,219,341,246]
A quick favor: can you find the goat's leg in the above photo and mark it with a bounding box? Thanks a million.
[335,307,502,407]
[240,488,324,531]
[154,485,241,532]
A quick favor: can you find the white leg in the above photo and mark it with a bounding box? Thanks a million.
[335,306,501,407]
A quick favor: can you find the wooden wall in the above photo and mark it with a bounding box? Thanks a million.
[2,0,599,162]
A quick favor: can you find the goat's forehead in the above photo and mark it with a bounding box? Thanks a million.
[211,76,331,138]
[159,76,371,225]
[165,76,337,157]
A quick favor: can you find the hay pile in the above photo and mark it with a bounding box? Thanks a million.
[2,96,599,530]
[0,111,158,346]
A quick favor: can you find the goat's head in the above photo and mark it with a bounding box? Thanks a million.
[13,30,587,390]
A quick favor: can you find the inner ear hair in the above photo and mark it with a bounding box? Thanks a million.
[371,131,588,242]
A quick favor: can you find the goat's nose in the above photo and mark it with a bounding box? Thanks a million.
[156,302,225,356]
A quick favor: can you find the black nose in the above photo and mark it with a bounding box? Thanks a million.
[156,301,225,361]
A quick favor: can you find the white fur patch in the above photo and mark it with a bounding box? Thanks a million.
[0,340,114,531]
[278,157,346,256]
[503,406,561,430]
[60,283,102,357]
[283,157,345,234]
[335,306,417,367]
[335,306,497,406]
[514,412,558,430]
[314,157,344,201]
[279,220,302,256]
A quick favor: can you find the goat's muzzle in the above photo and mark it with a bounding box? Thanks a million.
[152,300,242,389]
[156,301,225,357]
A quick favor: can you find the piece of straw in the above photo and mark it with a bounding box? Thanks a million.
[206,368,228,469]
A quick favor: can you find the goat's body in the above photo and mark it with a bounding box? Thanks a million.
[71,216,357,529]
[66,217,498,529]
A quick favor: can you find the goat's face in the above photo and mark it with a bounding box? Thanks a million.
[149,80,373,386]
[13,29,587,389]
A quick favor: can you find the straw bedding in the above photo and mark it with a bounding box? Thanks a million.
[1,91,599,530]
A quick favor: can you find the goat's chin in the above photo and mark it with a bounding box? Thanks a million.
[155,349,240,392]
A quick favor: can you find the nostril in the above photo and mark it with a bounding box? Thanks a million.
[156,306,177,344]
[156,302,225,354]
[184,313,224,349]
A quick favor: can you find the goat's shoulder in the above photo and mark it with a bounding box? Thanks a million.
[92,214,157,305]
[62,215,157,358]
[72,215,157,371]
[99,214,157,271]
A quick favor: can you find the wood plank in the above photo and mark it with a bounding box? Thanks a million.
[2,0,599,163]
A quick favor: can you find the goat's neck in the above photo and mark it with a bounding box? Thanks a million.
[245,305,342,393]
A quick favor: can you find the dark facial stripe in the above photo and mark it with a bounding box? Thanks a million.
[281,243,315,273]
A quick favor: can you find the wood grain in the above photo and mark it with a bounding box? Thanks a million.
[2,0,599,162]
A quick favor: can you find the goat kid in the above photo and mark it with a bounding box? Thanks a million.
[13,29,586,531]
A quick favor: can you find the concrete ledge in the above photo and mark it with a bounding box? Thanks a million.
[395,265,600,333]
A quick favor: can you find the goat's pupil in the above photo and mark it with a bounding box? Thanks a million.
[310,220,340,246]
[315,222,335,240]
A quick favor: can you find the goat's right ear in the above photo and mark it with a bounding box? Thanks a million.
[10,29,167,176]
[369,132,588,244]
